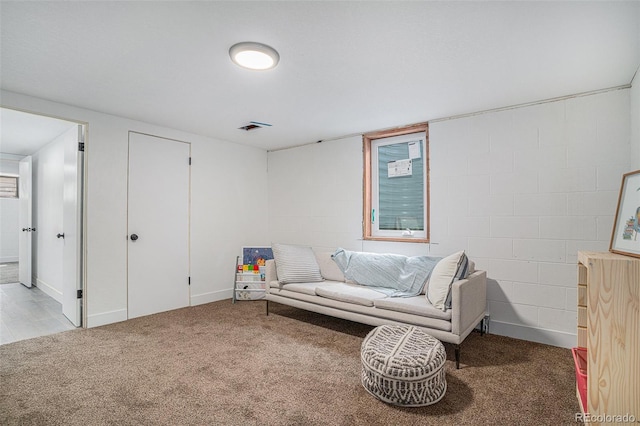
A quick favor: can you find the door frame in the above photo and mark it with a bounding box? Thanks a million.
[18,155,33,288]
[0,106,89,328]
[61,124,85,326]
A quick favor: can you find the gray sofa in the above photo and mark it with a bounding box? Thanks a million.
[264,251,487,368]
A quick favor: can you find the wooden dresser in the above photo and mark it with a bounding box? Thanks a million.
[576,251,639,423]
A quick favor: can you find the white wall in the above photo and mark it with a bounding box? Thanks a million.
[267,88,632,348]
[1,90,269,328]
[4,83,633,338]
[268,138,364,252]
[431,89,630,348]
[267,137,442,257]
[631,69,640,170]
[31,126,76,301]
[0,158,20,262]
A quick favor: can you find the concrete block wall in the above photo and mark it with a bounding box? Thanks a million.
[268,87,633,348]
[632,71,640,170]
[268,136,364,252]
[429,88,631,347]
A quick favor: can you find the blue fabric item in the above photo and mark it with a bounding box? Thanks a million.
[331,248,441,297]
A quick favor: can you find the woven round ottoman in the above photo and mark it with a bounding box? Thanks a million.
[361,324,447,407]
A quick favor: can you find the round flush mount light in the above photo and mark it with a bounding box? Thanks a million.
[229,42,280,70]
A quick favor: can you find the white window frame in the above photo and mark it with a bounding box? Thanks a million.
[363,123,429,243]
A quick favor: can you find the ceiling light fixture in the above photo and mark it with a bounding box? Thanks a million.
[229,42,280,70]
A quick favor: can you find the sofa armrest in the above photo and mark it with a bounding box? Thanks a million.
[451,270,487,336]
[265,259,278,292]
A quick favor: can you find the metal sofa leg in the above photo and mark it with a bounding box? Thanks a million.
[455,344,460,369]
[480,314,490,336]
[266,299,269,316]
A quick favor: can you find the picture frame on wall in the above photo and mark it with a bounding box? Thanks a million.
[610,169,640,258]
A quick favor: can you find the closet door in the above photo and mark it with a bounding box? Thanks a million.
[127,132,190,319]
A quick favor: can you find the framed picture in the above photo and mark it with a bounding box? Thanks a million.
[242,246,274,266]
[610,170,640,258]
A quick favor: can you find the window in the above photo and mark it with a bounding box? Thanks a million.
[363,123,429,242]
[0,175,19,199]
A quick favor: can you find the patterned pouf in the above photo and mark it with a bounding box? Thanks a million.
[361,324,447,407]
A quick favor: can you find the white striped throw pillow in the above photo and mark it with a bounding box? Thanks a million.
[427,251,469,311]
[272,243,324,284]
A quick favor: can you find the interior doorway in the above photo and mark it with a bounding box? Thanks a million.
[0,107,86,344]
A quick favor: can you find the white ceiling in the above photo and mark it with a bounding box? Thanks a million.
[0,108,77,156]
[1,1,639,151]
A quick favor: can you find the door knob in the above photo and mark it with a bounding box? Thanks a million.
[22,228,27,232]
[57,233,65,239]
[130,234,139,241]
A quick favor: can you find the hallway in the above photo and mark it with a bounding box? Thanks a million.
[0,281,76,345]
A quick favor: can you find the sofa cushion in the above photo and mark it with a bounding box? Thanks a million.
[268,280,281,289]
[427,251,469,311]
[314,251,345,282]
[315,283,388,307]
[272,243,323,284]
[276,281,340,296]
[374,297,452,321]
[268,289,452,332]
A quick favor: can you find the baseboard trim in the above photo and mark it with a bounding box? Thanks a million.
[35,277,62,303]
[490,320,577,349]
[85,291,233,328]
[191,289,233,306]
[87,309,127,328]
[0,256,18,263]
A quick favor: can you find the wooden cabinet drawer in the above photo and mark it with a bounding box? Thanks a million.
[577,285,587,307]
[575,251,640,419]
[577,306,587,328]
[577,326,587,348]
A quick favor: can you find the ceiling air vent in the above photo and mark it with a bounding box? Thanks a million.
[238,121,272,131]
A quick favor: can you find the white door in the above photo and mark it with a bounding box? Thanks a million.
[127,132,190,319]
[62,125,84,326]
[18,156,32,287]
